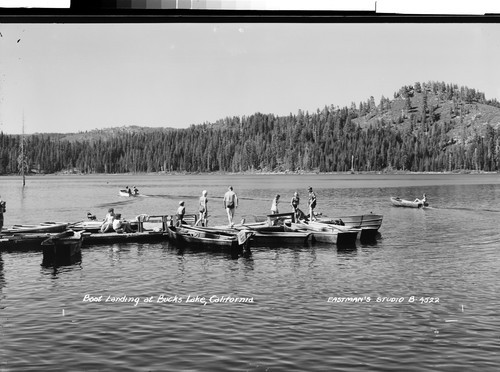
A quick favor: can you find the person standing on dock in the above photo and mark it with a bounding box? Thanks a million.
[308,187,317,221]
[197,190,208,226]
[223,186,238,227]
[176,201,186,226]
[0,196,6,232]
[271,194,280,214]
[290,192,300,221]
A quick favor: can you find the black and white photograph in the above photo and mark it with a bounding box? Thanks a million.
[1,1,500,371]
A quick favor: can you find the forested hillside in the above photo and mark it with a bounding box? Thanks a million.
[1,81,500,175]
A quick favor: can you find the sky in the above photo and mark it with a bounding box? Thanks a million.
[1,20,500,134]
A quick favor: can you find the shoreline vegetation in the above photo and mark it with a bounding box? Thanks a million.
[1,169,497,177]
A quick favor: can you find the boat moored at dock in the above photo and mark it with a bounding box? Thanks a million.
[316,214,383,241]
[286,220,359,246]
[2,222,69,234]
[166,225,253,253]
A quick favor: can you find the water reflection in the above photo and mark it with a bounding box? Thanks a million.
[40,252,82,276]
[336,246,358,259]
[0,253,4,293]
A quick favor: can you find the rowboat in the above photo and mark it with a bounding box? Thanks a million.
[246,230,312,246]
[286,221,359,246]
[119,189,139,197]
[316,214,383,241]
[2,222,69,234]
[166,225,253,251]
[41,230,83,264]
[390,197,428,208]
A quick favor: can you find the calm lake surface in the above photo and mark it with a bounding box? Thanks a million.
[1,173,499,371]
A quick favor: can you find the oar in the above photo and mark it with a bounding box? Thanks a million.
[67,220,84,228]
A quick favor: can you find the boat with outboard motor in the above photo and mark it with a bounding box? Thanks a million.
[390,197,428,208]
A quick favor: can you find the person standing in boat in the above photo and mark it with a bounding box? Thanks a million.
[271,194,280,214]
[0,196,6,232]
[290,192,300,221]
[101,208,115,233]
[308,187,317,221]
[176,201,186,226]
[197,190,208,226]
[223,186,238,227]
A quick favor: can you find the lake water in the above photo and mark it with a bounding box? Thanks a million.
[1,173,500,371]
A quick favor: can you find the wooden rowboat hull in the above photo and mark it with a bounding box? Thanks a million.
[249,231,311,246]
[167,225,248,250]
[317,214,383,241]
[2,222,69,234]
[286,221,358,246]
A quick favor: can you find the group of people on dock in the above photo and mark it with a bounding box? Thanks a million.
[174,186,318,228]
[273,186,317,222]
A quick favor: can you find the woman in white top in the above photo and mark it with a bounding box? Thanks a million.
[100,208,115,233]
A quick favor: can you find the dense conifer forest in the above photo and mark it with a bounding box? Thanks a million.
[1,81,500,175]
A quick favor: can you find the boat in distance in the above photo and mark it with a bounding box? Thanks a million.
[390,197,429,208]
[119,189,139,197]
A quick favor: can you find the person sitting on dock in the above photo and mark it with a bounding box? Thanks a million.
[176,201,186,226]
[100,208,115,233]
[271,194,280,214]
[196,190,208,226]
[290,192,300,221]
[113,213,134,233]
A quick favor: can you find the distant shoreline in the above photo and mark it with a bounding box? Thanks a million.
[2,169,498,177]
